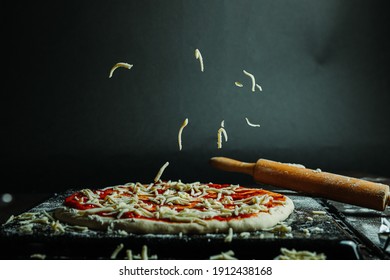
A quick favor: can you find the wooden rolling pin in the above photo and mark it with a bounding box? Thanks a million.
[210,157,390,211]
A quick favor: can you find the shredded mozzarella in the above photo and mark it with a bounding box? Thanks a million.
[109,62,133,78]
[245,117,260,127]
[209,250,237,260]
[19,223,34,233]
[30,254,46,260]
[285,163,306,169]
[111,243,124,259]
[217,127,228,149]
[301,228,311,237]
[265,223,292,233]
[243,70,256,92]
[178,118,189,151]
[276,248,326,260]
[141,245,148,260]
[154,161,169,183]
[126,249,133,260]
[312,210,327,215]
[224,227,234,243]
[194,49,204,72]
[256,84,263,91]
[3,215,15,225]
[235,82,243,88]
[51,220,66,233]
[239,232,251,239]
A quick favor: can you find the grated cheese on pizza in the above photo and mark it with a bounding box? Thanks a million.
[62,181,288,227]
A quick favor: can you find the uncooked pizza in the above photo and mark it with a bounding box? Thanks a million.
[54,181,294,234]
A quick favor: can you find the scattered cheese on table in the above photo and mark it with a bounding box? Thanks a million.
[224,227,234,242]
[312,210,327,215]
[110,243,124,259]
[30,254,46,260]
[275,248,326,260]
[209,250,237,260]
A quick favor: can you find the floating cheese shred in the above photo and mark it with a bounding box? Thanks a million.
[256,84,263,91]
[217,127,228,149]
[195,49,204,72]
[221,120,225,128]
[243,70,256,92]
[109,62,133,78]
[235,82,243,88]
[245,117,261,127]
[178,118,189,151]
[154,161,170,183]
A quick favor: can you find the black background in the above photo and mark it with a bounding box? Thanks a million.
[3,0,390,193]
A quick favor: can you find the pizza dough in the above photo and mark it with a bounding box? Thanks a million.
[54,181,294,234]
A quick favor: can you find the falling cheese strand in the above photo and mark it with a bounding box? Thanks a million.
[256,84,263,92]
[109,62,133,78]
[195,49,204,72]
[178,118,189,151]
[217,127,228,149]
[243,70,256,92]
[235,82,243,88]
[245,117,261,127]
[154,161,169,183]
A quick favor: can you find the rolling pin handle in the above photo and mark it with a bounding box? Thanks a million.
[209,157,255,176]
